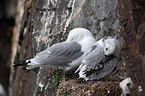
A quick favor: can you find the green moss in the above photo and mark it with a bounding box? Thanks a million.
[45,68,64,89]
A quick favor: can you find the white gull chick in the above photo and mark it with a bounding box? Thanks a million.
[75,36,120,81]
[13,28,96,71]
[120,78,133,96]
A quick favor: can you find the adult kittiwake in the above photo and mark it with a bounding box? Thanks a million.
[75,36,120,81]
[13,28,96,71]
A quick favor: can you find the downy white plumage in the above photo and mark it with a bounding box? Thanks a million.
[120,78,133,96]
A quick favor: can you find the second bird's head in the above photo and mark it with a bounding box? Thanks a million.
[103,36,119,56]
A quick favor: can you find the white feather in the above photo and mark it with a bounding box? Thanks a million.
[120,78,133,96]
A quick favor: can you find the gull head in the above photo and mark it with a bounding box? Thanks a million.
[66,28,94,42]
[103,36,119,56]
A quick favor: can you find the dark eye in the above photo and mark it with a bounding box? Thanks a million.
[105,48,108,51]
[127,83,131,88]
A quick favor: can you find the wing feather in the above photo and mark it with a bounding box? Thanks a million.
[31,42,83,68]
[83,44,106,67]
[85,57,119,80]
[78,43,118,80]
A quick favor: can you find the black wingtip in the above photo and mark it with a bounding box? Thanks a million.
[13,61,28,67]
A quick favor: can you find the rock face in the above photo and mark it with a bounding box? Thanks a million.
[119,0,145,96]
[12,0,145,96]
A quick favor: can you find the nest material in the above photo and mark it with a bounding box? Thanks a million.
[57,79,122,96]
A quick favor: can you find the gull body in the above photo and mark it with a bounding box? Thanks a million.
[75,36,120,81]
[14,28,96,71]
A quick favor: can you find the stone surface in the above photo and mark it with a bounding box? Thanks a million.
[119,0,145,95]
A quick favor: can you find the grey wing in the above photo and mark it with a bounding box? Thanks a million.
[75,45,104,73]
[30,49,51,64]
[86,57,119,80]
[31,42,83,67]
[83,44,106,68]
[82,44,118,80]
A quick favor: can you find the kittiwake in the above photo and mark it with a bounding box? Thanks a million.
[75,36,120,81]
[13,28,96,71]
